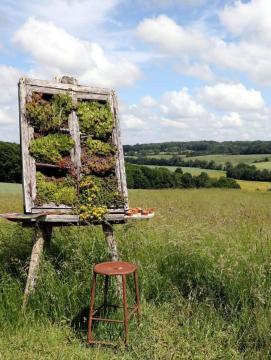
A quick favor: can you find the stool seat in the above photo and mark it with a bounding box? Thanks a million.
[94,261,137,276]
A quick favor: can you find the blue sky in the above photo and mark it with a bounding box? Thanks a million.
[1,0,271,144]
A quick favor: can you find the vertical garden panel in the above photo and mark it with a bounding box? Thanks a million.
[18,77,128,218]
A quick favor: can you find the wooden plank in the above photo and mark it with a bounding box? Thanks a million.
[22,225,51,309]
[112,91,129,210]
[23,78,112,94]
[68,92,81,182]
[19,79,35,213]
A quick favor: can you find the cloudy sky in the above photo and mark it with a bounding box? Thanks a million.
[1,0,271,144]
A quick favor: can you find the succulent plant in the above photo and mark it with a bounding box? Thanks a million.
[29,134,74,164]
[77,101,113,139]
[26,92,73,132]
[35,172,76,206]
[85,138,116,157]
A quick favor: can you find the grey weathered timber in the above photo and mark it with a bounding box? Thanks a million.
[112,91,129,209]
[0,212,154,224]
[22,224,52,309]
[102,222,122,297]
[68,92,81,181]
[19,78,35,212]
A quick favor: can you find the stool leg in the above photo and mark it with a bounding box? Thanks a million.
[134,270,141,322]
[87,273,97,344]
[103,275,109,317]
[122,275,129,344]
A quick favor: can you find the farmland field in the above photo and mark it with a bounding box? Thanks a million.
[146,165,226,178]
[136,153,271,166]
[255,161,271,169]
[188,153,271,166]
[0,182,22,194]
[1,184,271,358]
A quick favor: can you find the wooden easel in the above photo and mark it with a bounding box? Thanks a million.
[0,212,136,308]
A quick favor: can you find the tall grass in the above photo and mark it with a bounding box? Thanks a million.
[1,189,271,358]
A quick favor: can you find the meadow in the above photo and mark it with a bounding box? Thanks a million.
[142,153,271,166]
[1,185,271,358]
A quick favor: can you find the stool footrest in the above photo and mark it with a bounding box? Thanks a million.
[91,317,123,323]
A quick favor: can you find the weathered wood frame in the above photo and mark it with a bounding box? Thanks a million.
[18,77,128,214]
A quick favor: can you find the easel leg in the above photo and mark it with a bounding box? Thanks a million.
[102,222,122,297]
[22,224,52,310]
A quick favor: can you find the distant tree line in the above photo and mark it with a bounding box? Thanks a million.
[0,141,21,183]
[126,156,223,170]
[226,163,271,182]
[126,163,240,189]
[124,141,271,156]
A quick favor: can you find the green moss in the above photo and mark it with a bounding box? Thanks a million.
[29,134,74,164]
[35,172,76,206]
[79,175,124,221]
[26,92,73,132]
[85,138,116,156]
[76,101,113,139]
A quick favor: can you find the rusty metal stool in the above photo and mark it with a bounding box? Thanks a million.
[87,261,140,345]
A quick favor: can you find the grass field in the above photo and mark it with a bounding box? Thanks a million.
[189,154,271,166]
[146,165,226,178]
[133,153,271,167]
[0,182,22,194]
[255,161,271,170]
[1,185,271,358]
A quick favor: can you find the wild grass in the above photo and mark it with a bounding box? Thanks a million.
[1,188,271,358]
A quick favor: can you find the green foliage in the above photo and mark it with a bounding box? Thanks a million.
[125,163,240,189]
[85,138,116,156]
[0,141,21,183]
[213,176,241,189]
[29,134,74,164]
[26,92,73,132]
[79,175,124,221]
[77,101,113,139]
[35,172,76,206]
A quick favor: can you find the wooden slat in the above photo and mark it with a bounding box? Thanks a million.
[112,91,129,210]
[24,78,112,94]
[68,92,81,181]
[19,79,35,213]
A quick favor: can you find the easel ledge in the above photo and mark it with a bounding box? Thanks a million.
[0,212,154,225]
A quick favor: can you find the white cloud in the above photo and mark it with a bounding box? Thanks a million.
[160,88,207,118]
[137,15,209,55]
[0,65,21,105]
[220,0,271,44]
[120,85,271,144]
[13,18,140,88]
[121,114,146,130]
[199,83,265,112]
[138,0,205,8]
[0,65,22,141]
[137,13,271,85]
[222,112,243,128]
[1,0,120,35]
[140,95,157,107]
[178,61,214,82]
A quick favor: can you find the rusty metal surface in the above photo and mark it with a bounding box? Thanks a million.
[94,261,137,276]
[87,262,140,346]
